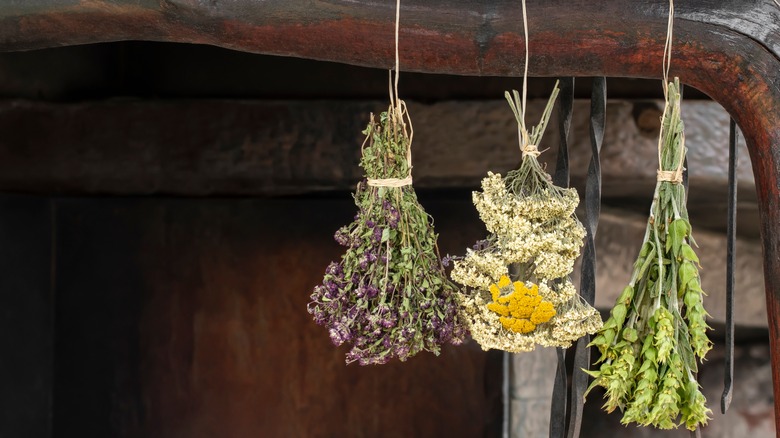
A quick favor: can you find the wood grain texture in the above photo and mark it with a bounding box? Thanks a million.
[51,197,501,438]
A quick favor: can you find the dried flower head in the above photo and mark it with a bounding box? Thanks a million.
[308,103,467,365]
[450,82,601,352]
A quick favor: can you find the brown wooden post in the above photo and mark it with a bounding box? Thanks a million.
[1,0,779,432]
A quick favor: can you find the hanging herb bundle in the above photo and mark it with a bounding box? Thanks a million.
[307,100,467,365]
[585,79,712,430]
[449,82,602,352]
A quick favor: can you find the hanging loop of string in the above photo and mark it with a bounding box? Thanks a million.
[367,0,414,188]
[662,0,674,96]
[656,0,684,184]
[515,0,532,154]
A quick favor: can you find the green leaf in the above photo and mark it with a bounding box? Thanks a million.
[680,243,700,265]
[678,261,697,289]
[381,228,390,243]
[617,285,634,304]
[622,327,638,343]
[668,219,691,258]
[611,304,628,327]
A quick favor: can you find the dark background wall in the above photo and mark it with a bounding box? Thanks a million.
[1,194,502,438]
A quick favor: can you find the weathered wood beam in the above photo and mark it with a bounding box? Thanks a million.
[0,98,754,189]
[1,1,778,69]
[0,98,760,237]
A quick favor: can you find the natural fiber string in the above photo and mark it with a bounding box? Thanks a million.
[504,3,532,435]
[522,143,541,157]
[656,0,684,184]
[521,0,529,128]
[367,176,413,187]
[662,0,674,96]
[368,0,414,188]
[393,0,401,114]
[518,0,532,152]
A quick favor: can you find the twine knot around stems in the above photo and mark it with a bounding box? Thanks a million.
[522,143,541,158]
[656,80,686,185]
[656,169,683,183]
[367,176,413,187]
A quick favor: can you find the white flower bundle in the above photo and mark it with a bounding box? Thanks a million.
[450,82,602,352]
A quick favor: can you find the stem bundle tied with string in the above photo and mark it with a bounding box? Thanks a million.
[449,81,601,352]
[585,79,712,430]
[307,0,466,365]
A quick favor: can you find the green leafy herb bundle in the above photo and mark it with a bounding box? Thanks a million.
[586,79,712,430]
[307,102,467,365]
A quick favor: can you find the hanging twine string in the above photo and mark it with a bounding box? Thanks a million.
[661,0,674,96]
[656,0,685,184]
[367,0,414,188]
[518,0,533,156]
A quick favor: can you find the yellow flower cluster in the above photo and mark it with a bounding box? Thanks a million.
[486,276,555,333]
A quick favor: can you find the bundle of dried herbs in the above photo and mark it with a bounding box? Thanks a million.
[585,79,712,430]
[308,102,467,365]
[449,82,602,352]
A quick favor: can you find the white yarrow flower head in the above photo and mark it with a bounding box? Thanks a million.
[450,81,602,352]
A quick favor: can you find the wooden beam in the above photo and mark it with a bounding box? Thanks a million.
[0,99,755,190]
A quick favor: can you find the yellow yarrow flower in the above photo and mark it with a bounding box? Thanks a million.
[486,275,556,333]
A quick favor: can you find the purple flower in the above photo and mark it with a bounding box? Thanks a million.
[472,239,489,250]
[325,262,342,276]
[388,209,400,229]
[329,327,345,346]
[366,220,375,228]
[372,227,383,243]
[441,255,452,267]
[394,344,411,360]
[334,230,350,246]
[356,285,367,298]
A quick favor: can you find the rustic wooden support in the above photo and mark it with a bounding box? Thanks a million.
[0,196,54,437]
[1,0,779,431]
[50,197,502,437]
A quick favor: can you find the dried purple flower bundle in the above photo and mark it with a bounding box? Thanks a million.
[307,102,467,365]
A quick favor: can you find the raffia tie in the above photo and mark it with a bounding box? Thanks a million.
[367,176,413,187]
[656,169,683,183]
[522,143,541,158]
[656,132,686,184]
